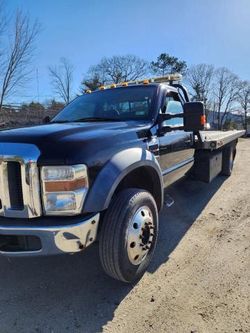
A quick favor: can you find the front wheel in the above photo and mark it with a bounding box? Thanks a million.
[99,188,159,283]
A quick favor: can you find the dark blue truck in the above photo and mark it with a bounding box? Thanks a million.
[0,74,244,283]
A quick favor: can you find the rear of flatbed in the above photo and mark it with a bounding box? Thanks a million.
[192,129,245,183]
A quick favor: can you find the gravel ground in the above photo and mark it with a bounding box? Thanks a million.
[0,138,249,333]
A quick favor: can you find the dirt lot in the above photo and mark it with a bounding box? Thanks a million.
[0,139,249,333]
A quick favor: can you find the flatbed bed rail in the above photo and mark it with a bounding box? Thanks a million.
[196,130,245,150]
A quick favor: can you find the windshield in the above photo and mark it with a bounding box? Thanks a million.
[52,86,157,122]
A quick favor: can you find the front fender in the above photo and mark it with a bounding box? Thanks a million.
[83,148,163,213]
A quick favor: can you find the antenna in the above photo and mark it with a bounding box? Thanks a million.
[36,68,40,102]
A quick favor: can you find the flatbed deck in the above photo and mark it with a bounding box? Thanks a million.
[196,130,245,150]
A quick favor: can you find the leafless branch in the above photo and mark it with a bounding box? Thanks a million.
[81,55,149,90]
[185,64,214,115]
[0,9,40,111]
[49,57,74,104]
[237,80,250,129]
[212,67,240,129]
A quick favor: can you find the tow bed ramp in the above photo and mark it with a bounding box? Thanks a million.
[196,130,245,150]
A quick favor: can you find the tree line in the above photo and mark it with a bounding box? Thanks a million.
[0,4,249,130]
[49,55,250,130]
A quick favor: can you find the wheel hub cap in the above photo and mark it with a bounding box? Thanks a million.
[126,206,154,265]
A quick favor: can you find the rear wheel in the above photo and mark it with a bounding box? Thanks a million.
[99,188,158,283]
[221,144,236,176]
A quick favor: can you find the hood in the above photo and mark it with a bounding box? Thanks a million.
[0,121,151,165]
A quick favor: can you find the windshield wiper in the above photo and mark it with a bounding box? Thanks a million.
[72,117,121,122]
[51,120,71,123]
[51,117,121,124]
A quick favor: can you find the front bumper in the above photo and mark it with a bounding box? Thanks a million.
[0,213,100,256]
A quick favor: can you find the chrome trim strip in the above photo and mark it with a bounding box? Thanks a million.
[0,143,42,218]
[0,213,100,256]
[162,157,194,176]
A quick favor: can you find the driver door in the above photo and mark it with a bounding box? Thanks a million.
[159,91,194,186]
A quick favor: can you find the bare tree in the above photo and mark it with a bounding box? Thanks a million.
[49,58,74,104]
[81,55,148,91]
[212,67,240,129]
[0,10,40,112]
[185,64,214,116]
[237,80,250,130]
[0,1,6,38]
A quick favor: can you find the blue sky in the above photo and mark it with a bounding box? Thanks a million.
[5,0,250,104]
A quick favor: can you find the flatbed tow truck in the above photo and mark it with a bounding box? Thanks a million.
[0,74,244,283]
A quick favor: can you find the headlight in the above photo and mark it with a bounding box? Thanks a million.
[41,165,88,216]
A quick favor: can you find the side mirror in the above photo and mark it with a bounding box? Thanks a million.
[183,102,206,132]
[43,116,51,124]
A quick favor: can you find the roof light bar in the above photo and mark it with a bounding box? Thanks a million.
[153,74,182,83]
[87,73,182,92]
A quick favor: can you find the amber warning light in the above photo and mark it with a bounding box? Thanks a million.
[200,115,206,125]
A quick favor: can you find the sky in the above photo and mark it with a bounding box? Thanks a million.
[5,0,250,104]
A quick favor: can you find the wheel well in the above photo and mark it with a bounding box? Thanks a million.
[114,166,162,211]
[223,140,237,158]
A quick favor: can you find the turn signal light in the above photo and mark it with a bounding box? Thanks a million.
[44,178,87,192]
[200,115,206,125]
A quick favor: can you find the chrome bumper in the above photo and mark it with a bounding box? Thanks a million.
[0,213,100,256]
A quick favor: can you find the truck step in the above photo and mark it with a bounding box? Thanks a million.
[164,194,175,208]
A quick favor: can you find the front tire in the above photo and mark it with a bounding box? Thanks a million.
[99,188,158,283]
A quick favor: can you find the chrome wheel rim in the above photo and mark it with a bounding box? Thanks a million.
[126,206,155,266]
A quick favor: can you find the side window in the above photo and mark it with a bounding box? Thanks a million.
[163,93,184,127]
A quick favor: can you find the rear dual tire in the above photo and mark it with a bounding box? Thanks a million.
[221,144,236,177]
[99,188,158,283]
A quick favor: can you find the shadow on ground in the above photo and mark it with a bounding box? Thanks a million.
[0,176,225,333]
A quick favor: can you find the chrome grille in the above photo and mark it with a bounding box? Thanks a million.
[7,162,24,210]
[0,143,42,218]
